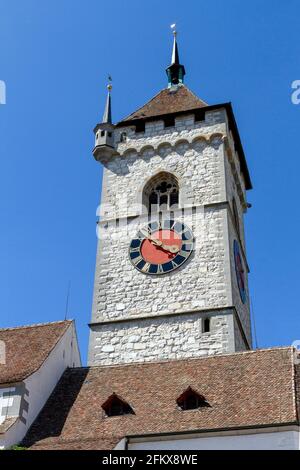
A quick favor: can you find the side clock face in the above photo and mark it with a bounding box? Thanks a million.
[129,220,194,275]
[234,240,247,304]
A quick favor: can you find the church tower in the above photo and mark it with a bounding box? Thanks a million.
[88,31,252,366]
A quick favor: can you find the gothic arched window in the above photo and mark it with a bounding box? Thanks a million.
[143,173,179,215]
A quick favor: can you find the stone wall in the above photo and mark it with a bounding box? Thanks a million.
[100,111,227,220]
[89,309,235,366]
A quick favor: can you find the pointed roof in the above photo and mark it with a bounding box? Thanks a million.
[102,85,112,124]
[166,30,186,87]
[0,320,72,384]
[171,33,180,65]
[120,85,207,123]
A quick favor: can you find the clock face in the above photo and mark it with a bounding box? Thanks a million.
[129,220,194,275]
[234,240,247,304]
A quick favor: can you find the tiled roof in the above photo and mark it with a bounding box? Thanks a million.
[23,347,298,450]
[0,321,72,385]
[116,85,252,191]
[120,85,208,123]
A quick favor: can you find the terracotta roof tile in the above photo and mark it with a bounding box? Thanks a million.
[23,347,298,450]
[0,321,72,384]
[120,85,207,123]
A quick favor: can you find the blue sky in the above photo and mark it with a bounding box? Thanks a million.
[0,0,299,364]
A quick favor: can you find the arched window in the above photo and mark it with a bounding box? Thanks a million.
[232,198,240,238]
[143,172,179,215]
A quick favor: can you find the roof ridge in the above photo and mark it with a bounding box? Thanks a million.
[0,319,73,332]
[120,84,207,123]
[121,87,169,122]
[186,85,208,106]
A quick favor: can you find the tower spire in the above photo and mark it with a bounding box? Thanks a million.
[93,77,115,162]
[102,77,112,124]
[171,28,180,65]
[166,25,186,88]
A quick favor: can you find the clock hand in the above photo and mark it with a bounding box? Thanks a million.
[149,238,180,254]
[148,236,163,246]
[161,243,180,253]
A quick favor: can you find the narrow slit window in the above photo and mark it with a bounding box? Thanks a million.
[203,318,210,333]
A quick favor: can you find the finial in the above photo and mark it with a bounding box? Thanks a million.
[107,75,112,92]
[102,76,112,124]
[171,23,177,37]
[170,24,180,65]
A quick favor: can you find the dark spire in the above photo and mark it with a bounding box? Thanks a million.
[102,79,112,124]
[166,27,186,87]
[171,32,180,65]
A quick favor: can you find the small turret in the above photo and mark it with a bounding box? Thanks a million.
[93,81,116,162]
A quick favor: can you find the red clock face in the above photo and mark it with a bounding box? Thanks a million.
[129,220,194,275]
[140,229,182,265]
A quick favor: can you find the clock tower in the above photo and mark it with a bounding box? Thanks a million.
[88,32,253,366]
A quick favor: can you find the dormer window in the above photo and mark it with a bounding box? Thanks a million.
[101,393,134,417]
[177,387,210,411]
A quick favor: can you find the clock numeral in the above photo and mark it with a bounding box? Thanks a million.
[182,230,193,241]
[130,251,141,260]
[181,243,193,252]
[148,221,158,232]
[130,247,141,253]
[173,222,185,234]
[138,228,150,239]
[173,254,186,265]
[179,250,189,259]
[162,219,175,230]
[141,262,151,273]
[133,255,143,265]
[157,264,164,274]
